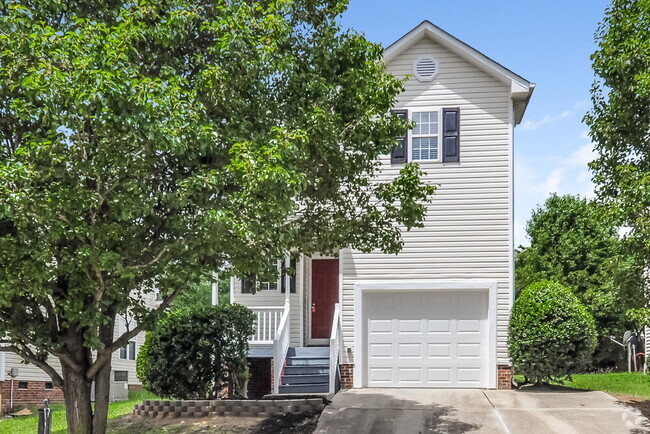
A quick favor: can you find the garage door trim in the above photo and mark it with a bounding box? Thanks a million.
[353,280,497,389]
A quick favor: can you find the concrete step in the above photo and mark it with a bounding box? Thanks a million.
[284,365,329,375]
[279,383,329,394]
[285,357,329,366]
[281,374,329,385]
[287,347,330,357]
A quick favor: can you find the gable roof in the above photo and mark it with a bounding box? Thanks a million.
[384,20,535,125]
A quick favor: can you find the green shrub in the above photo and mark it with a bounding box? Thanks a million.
[509,280,597,384]
[136,303,255,399]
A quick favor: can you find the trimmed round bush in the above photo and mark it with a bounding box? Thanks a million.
[136,303,254,399]
[509,280,597,384]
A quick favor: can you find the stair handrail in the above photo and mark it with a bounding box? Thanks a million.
[273,300,291,394]
[329,302,343,393]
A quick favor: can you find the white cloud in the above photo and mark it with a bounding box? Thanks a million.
[562,143,595,167]
[520,100,590,131]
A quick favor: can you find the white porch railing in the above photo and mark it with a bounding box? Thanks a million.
[273,300,291,394]
[329,303,343,393]
[249,306,285,345]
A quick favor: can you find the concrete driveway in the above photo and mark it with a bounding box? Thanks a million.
[314,388,650,433]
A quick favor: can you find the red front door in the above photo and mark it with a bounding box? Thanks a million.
[311,259,339,339]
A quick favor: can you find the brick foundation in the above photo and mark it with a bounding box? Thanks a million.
[0,380,64,413]
[247,358,271,399]
[339,364,353,389]
[497,365,512,390]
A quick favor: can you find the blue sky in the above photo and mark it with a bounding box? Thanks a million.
[340,0,610,247]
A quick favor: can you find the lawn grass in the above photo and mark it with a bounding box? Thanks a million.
[559,372,650,400]
[0,389,157,434]
[515,372,650,400]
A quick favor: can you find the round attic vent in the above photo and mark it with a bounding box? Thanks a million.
[413,56,439,82]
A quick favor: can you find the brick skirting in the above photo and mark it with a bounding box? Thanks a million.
[339,364,353,389]
[497,365,512,390]
[0,380,64,413]
[134,398,325,418]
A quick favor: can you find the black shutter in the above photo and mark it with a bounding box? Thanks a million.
[442,108,460,162]
[391,109,408,164]
[281,258,297,294]
[242,276,255,294]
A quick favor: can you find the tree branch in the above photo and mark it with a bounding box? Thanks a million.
[85,287,181,380]
[127,247,168,270]
[1,344,64,387]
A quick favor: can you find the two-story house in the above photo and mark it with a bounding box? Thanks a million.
[234,20,534,397]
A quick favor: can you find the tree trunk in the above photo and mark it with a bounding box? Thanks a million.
[62,366,93,434]
[92,356,112,434]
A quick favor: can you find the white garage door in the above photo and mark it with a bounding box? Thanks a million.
[365,290,488,388]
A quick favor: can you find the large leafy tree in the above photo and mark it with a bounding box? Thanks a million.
[0,1,434,432]
[586,0,650,283]
[515,194,636,365]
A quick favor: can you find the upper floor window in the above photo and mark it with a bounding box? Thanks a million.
[391,107,460,164]
[411,111,440,161]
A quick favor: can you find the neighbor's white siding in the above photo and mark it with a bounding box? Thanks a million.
[341,37,513,366]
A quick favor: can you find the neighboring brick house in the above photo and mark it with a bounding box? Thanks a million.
[234,20,534,395]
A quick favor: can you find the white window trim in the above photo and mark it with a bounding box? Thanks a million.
[258,260,282,291]
[120,340,136,360]
[409,108,442,162]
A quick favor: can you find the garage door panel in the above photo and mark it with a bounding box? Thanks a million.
[397,343,423,358]
[365,290,488,388]
[428,343,451,358]
[368,343,392,358]
[428,320,451,333]
[368,319,392,333]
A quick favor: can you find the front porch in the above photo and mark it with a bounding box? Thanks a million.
[247,301,343,395]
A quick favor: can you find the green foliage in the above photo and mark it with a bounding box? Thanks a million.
[0,0,434,430]
[625,308,650,331]
[172,276,231,313]
[586,0,650,288]
[137,304,254,400]
[514,194,641,365]
[515,194,618,296]
[509,280,597,384]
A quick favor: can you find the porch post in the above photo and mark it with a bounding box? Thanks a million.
[285,254,290,303]
[211,272,218,306]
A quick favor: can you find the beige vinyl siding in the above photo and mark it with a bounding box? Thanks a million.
[4,352,62,383]
[341,36,513,366]
[231,259,304,347]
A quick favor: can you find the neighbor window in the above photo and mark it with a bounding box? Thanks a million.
[119,340,136,360]
[114,371,128,382]
[411,111,440,161]
[18,381,28,389]
[44,382,53,390]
